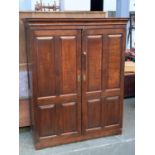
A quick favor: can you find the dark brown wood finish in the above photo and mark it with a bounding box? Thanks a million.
[25,17,128,149]
[32,29,82,138]
[19,12,107,127]
[124,73,135,98]
[82,29,125,134]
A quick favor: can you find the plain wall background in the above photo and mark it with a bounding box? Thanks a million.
[19,0,135,11]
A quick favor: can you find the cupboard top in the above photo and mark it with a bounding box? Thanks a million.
[24,18,128,27]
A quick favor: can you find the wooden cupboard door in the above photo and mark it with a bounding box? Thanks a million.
[82,29,125,133]
[32,30,82,138]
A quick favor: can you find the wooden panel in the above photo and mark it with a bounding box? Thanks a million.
[82,31,104,133]
[38,104,56,137]
[32,29,82,141]
[82,29,124,135]
[107,34,122,89]
[19,99,30,127]
[60,36,77,94]
[36,37,56,97]
[57,31,82,136]
[104,96,120,127]
[60,102,77,134]
[87,35,102,91]
[124,73,135,98]
[87,99,101,129]
[38,102,79,137]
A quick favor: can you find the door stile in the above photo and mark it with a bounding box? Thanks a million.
[76,30,83,134]
[81,28,87,134]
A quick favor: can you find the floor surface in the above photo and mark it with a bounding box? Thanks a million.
[19,98,135,155]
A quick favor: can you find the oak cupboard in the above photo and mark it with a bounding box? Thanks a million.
[24,17,128,149]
